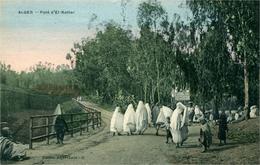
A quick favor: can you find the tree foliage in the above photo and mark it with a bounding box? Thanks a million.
[2,0,258,111]
[187,0,259,113]
[0,62,77,95]
[71,0,259,109]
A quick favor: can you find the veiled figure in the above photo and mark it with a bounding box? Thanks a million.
[170,102,189,147]
[110,107,124,136]
[145,103,152,126]
[135,101,148,135]
[155,106,173,135]
[123,104,136,135]
[151,104,160,126]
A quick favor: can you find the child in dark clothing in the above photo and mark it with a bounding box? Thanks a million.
[165,117,173,143]
[198,118,212,152]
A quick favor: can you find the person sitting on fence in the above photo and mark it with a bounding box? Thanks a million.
[54,115,68,144]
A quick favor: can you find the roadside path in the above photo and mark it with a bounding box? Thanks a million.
[14,102,255,164]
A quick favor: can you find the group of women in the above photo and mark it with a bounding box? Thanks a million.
[110,101,189,147]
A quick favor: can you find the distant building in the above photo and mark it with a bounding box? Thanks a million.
[171,89,190,105]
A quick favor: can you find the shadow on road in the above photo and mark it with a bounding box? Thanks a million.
[208,145,238,152]
[181,144,200,148]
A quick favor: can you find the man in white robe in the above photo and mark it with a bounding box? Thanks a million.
[110,107,124,136]
[135,101,148,135]
[170,102,189,148]
[123,104,136,135]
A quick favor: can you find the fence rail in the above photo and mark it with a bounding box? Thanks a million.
[29,111,101,149]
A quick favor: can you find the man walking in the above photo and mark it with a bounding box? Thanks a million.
[218,111,228,145]
[54,115,68,144]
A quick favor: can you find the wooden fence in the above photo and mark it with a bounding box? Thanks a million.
[29,111,101,149]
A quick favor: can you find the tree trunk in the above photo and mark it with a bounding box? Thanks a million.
[213,95,219,120]
[244,57,249,120]
[144,81,147,103]
[156,58,160,103]
[151,82,156,104]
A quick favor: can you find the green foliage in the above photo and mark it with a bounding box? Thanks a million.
[3,0,258,111]
[70,0,258,108]
[74,23,134,104]
[72,1,179,106]
[0,84,72,116]
[137,0,166,30]
[186,0,259,108]
[0,62,78,95]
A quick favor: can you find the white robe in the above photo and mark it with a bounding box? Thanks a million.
[123,104,136,133]
[162,106,173,118]
[193,105,204,122]
[145,103,152,126]
[156,106,173,125]
[135,101,148,134]
[235,113,240,120]
[156,108,166,125]
[110,107,124,133]
[250,106,257,118]
[170,102,188,144]
[209,114,214,121]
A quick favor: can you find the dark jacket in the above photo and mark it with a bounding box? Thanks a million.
[54,116,68,133]
[218,113,228,140]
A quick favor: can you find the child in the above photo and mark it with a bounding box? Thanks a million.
[198,118,212,152]
[165,117,173,143]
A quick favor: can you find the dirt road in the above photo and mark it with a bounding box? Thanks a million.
[13,104,259,164]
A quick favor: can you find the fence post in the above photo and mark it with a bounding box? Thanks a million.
[70,114,73,137]
[80,119,82,136]
[97,112,100,128]
[92,112,95,130]
[29,117,33,149]
[99,112,102,127]
[46,117,49,144]
[86,113,89,132]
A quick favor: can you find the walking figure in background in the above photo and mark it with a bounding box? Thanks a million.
[151,103,160,127]
[198,119,212,152]
[188,102,195,125]
[165,117,173,143]
[218,111,228,146]
[54,115,68,144]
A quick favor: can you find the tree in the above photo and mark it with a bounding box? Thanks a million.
[73,23,133,104]
[135,0,174,104]
[187,0,259,116]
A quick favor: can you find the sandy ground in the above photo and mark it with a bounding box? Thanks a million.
[5,103,259,165]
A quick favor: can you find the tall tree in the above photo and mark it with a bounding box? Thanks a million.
[187,0,259,117]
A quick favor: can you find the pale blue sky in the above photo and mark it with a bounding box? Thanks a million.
[0,0,191,72]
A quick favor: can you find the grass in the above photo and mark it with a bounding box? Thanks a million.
[227,117,259,143]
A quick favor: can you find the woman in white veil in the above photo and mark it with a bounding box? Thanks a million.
[110,107,124,136]
[170,102,189,147]
[135,101,148,135]
[123,104,136,135]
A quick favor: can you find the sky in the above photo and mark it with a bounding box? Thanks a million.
[0,0,191,72]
